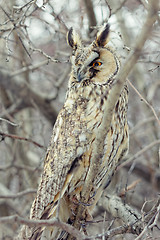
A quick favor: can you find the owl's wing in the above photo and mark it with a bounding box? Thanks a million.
[30,105,92,221]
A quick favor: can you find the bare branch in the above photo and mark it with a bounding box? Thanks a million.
[0,72,58,124]
[0,189,36,199]
[129,116,158,134]
[98,194,142,232]
[10,60,54,77]
[0,117,19,126]
[127,79,160,127]
[84,0,97,31]
[0,215,86,240]
[135,203,160,240]
[119,179,142,197]
[105,0,127,16]
[0,131,46,149]
[0,164,42,172]
[121,139,160,167]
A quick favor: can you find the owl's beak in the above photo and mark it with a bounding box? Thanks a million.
[77,68,86,82]
[77,72,84,82]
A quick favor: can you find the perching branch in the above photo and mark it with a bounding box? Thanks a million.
[98,194,142,232]
[0,214,134,240]
[2,198,158,240]
[0,215,86,240]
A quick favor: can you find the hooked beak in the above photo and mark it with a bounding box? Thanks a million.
[77,72,84,82]
[77,67,86,82]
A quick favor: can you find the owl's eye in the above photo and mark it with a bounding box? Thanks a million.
[92,61,102,67]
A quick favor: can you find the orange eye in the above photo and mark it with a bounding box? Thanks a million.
[92,61,102,67]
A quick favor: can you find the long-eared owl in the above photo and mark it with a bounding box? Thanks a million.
[18,24,129,240]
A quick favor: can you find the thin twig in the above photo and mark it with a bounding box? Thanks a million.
[135,203,160,240]
[0,131,46,149]
[0,164,42,172]
[127,79,160,127]
[0,117,19,126]
[119,179,141,197]
[121,139,160,167]
[13,0,35,11]
[0,189,36,199]
[10,59,56,77]
[129,116,158,134]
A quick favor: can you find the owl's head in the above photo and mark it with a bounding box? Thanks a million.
[67,24,120,85]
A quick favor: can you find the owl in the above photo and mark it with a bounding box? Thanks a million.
[18,24,129,240]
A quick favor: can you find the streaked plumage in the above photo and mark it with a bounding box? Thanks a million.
[18,24,129,240]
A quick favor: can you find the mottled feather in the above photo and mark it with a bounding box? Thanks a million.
[17,24,129,240]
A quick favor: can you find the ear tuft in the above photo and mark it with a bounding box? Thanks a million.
[95,24,110,47]
[67,28,82,50]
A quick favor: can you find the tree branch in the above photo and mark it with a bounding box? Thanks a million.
[0,131,46,149]
[98,194,142,233]
[121,139,160,168]
[127,79,160,126]
[0,72,58,124]
[0,189,36,199]
[84,0,97,32]
[0,215,86,240]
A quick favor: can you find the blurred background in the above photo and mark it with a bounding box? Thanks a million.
[0,0,159,239]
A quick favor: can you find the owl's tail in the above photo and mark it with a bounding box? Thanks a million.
[15,195,71,240]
